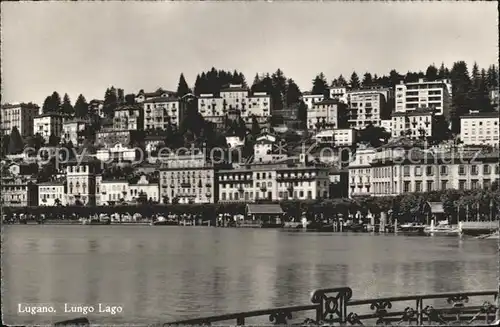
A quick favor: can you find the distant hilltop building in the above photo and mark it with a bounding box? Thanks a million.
[1,103,39,137]
[395,78,452,116]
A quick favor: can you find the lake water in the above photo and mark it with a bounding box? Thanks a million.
[2,225,498,325]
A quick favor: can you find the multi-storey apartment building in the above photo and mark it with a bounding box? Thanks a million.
[113,105,143,131]
[347,91,387,129]
[96,130,133,148]
[369,148,500,196]
[329,87,348,103]
[100,180,129,204]
[217,155,330,202]
[197,85,271,125]
[308,99,345,130]
[460,112,499,147]
[1,177,38,207]
[348,145,376,197]
[1,103,39,137]
[395,78,452,116]
[143,97,182,130]
[61,118,89,146]
[313,129,356,147]
[33,113,63,142]
[66,156,101,206]
[135,88,176,103]
[38,182,66,206]
[391,108,434,139]
[302,92,324,110]
[159,153,215,204]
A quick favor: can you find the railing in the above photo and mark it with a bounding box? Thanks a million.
[165,287,498,326]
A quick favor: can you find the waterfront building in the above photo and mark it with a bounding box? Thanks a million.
[395,78,452,116]
[159,153,215,204]
[38,181,66,206]
[217,154,330,202]
[368,147,500,196]
[100,179,130,204]
[33,113,63,142]
[1,177,38,207]
[1,103,39,137]
[66,156,101,206]
[88,99,104,118]
[61,118,89,146]
[347,90,387,129]
[302,92,324,111]
[328,167,349,198]
[129,175,159,203]
[460,112,499,148]
[348,145,376,197]
[135,88,176,103]
[113,105,143,131]
[313,129,356,147]
[308,99,345,131]
[391,108,435,139]
[143,97,182,130]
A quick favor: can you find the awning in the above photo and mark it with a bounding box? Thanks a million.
[428,202,444,214]
[247,204,284,215]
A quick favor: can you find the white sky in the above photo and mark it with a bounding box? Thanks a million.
[1,2,498,105]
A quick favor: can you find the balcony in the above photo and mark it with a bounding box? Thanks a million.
[181,182,191,188]
[260,186,267,192]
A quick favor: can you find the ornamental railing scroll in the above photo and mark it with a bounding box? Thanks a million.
[165,288,498,326]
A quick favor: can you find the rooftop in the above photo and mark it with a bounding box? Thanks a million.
[460,112,499,119]
[143,97,180,104]
[392,108,435,117]
[138,88,176,98]
[34,112,63,118]
[314,99,340,106]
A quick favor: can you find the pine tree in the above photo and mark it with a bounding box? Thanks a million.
[251,116,261,136]
[486,65,498,90]
[450,61,472,133]
[176,73,192,97]
[125,94,136,105]
[471,62,480,90]
[362,73,372,87]
[50,91,62,113]
[239,72,247,88]
[350,72,360,89]
[438,63,447,80]
[337,74,348,87]
[285,79,301,107]
[103,87,118,118]
[42,96,53,114]
[8,127,24,154]
[312,73,328,95]
[74,94,89,118]
[425,65,438,81]
[117,89,125,104]
[61,93,74,117]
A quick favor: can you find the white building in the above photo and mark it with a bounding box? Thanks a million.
[226,136,245,149]
[380,119,393,133]
[66,157,100,206]
[143,97,182,130]
[253,138,287,163]
[113,105,143,131]
[308,99,342,130]
[329,87,348,104]
[129,175,159,203]
[302,92,324,111]
[312,129,355,147]
[135,88,176,103]
[347,91,387,129]
[391,108,434,139]
[197,85,271,125]
[1,103,39,137]
[217,155,330,202]
[33,113,63,142]
[38,182,66,206]
[100,180,130,204]
[460,112,499,147]
[96,143,138,162]
[61,119,88,146]
[348,145,376,197]
[395,78,452,116]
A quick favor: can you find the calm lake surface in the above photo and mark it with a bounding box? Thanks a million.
[2,225,498,325]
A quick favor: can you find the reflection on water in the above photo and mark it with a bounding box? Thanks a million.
[2,226,497,325]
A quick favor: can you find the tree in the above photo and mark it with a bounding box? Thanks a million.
[357,124,391,148]
[297,101,307,129]
[1,134,10,157]
[176,73,192,97]
[42,96,53,114]
[437,62,450,80]
[103,87,118,118]
[251,116,261,136]
[125,94,136,105]
[285,79,301,107]
[7,127,24,154]
[425,65,438,81]
[331,74,348,87]
[50,91,62,113]
[61,93,74,116]
[48,133,60,147]
[26,133,45,151]
[311,73,328,96]
[486,65,498,91]
[362,73,372,87]
[117,88,125,105]
[74,94,89,118]
[350,72,360,89]
[449,61,472,133]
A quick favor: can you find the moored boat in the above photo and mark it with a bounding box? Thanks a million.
[399,222,427,235]
[424,220,460,236]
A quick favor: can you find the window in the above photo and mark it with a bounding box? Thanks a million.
[459,180,466,190]
[425,166,434,176]
[415,166,422,176]
[484,179,491,189]
[471,180,479,190]
[441,180,448,190]
[415,181,422,192]
[403,166,410,177]
[426,181,433,191]
[483,165,491,174]
[471,165,478,175]
[403,181,410,193]
[458,165,466,175]
[440,166,448,175]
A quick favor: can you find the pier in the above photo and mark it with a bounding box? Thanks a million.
[166,287,499,326]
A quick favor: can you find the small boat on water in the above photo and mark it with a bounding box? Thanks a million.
[151,216,178,226]
[424,220,460,236]
[399,222,427,235]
